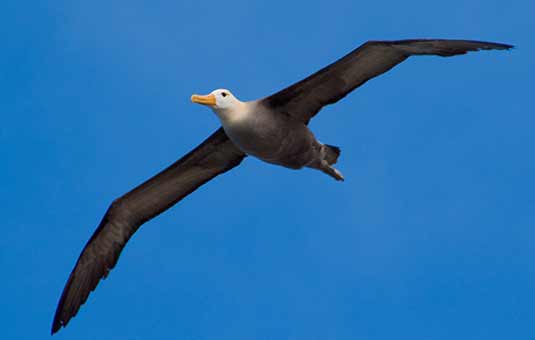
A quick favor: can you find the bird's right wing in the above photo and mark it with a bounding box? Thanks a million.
[52,127,245,334]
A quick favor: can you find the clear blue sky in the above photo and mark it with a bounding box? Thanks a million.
[1,1,533,339]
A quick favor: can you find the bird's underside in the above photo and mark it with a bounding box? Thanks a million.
[218,104,344,180]
[52,38,512,334]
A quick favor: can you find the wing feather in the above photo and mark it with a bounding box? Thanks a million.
[51,127,245,334]
[261,39,512,123]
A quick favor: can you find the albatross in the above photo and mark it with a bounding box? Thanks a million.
[52,38,512,333]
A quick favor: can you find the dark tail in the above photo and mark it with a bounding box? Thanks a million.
[323,144,341,165]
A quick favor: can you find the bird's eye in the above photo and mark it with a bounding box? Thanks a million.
[221,92,228,97]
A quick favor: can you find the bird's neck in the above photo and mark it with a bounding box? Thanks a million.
[214,101,251,125]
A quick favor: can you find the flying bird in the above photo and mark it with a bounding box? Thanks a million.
[52,39,512,334]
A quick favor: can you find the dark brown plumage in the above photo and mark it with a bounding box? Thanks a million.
[51,128,244,334]
[262,39,512,123]
[52,38,512,334]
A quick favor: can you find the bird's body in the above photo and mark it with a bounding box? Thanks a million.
[51,38,513,334]
[213,99,342,179]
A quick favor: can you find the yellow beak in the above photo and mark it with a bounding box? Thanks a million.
[191,94,216,107]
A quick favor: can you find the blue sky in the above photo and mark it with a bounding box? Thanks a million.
[1,0,533,339]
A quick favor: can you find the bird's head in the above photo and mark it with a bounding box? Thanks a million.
[191,88,243,114]
[191,89,247,123]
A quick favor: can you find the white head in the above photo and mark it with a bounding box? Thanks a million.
[191,89,244,121]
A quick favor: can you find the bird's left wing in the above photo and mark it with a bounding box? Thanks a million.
[260,39,512,124]
[52,127,245,334]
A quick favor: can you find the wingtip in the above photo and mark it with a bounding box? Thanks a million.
[491,42,514,50]
[51,318,62,335]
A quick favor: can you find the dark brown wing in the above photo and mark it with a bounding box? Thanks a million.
[261,39,513,123]
[51,127,245,334]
